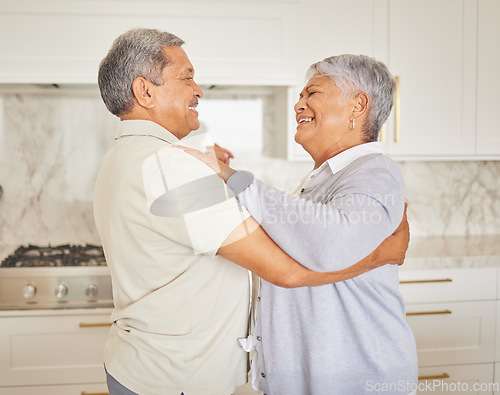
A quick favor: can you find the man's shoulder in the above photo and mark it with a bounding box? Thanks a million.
[143,145,216,184]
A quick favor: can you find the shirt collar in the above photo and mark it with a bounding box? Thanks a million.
[114,119,180,144]
[325,141,385,175]
[296,142,385,194]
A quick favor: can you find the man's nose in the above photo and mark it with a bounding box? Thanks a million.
[193,81,203,98]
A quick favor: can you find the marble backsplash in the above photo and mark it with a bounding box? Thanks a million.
[1,91,499,260]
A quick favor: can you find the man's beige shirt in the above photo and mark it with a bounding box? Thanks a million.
[94,120,251,395]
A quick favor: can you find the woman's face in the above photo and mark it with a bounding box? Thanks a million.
[294,75,359,164]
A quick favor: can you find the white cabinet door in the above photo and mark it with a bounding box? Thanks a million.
[288,0,380,160]
[381,0,477,157]
[418,363,494,394]
[476,0,500,155]
[406,301,496,367]
[294,0,380,79]
[0,312,110,387]
[0,1,298,85]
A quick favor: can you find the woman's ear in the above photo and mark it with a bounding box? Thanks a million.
[352,92,369,118]
[131,77,155,109]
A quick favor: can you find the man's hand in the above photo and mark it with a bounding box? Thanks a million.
[369,201,410,267]
[391,200,410,265]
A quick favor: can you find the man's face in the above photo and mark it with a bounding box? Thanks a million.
[151,46,203,139]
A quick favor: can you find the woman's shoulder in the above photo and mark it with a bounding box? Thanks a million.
[342,153,402,182]
[336,153,405,207]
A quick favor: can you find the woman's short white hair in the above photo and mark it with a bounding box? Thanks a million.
[306,54,396,142]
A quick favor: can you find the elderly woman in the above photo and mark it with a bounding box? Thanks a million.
[184,54,418,394]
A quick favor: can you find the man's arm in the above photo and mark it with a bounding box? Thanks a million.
[173,144,409,287]
[218,203,409,288]
[176,144,407,274]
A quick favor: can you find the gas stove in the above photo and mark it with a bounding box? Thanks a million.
[0,244,113,310]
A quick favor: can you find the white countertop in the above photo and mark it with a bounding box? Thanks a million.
[402,235,500,270]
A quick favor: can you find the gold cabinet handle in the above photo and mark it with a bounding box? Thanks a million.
[79,322,112,328]
[406,309,452,316]
[418,373,450,380]
[394,75,400,142]
[400,278,453,284]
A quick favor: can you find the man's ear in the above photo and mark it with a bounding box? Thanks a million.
[131,77,155,109]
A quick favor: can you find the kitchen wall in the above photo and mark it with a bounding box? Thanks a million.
[1,91,499,260]
[0,91,115,259]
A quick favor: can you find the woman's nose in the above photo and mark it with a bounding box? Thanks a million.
[294,98,306,113]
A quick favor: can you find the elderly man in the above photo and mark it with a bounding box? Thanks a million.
[93,28,410,395]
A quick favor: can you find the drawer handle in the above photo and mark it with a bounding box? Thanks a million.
[81,392,109,395]
[79,322,112,328]
[400,278,452,284]
[418,373,450,380]
[406,309,452,316]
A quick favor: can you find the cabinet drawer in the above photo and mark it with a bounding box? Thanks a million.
[495,363,500,392]
[497,302,500,363]
[406,301,496,367]
[418,363,494,394]
[399,267,497,304]
[0,383,108,395]
[0,312,111,387]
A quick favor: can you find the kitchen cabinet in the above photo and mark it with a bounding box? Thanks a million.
[378,0,477,158]
[497,302,500,391]
[0,1,298,86]
[0,309,111,391]
[476,0,500,155]
[1,0,499,161]
[405,300,496,367]
[496,364,500,392]
[418,364,494,395]
[399,267,497,304]
[288,0,500,161]
[0,383,109,395]
[288,0,382,161]
[399,267,498,388]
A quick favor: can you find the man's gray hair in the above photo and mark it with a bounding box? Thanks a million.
[98,28,185,117]
[306,54,396,142]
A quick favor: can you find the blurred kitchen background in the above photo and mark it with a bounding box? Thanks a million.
[1,0,500,393]
[1,87,500,259]
[1,0,499,258]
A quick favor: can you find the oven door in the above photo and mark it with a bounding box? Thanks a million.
[0,308,112,390]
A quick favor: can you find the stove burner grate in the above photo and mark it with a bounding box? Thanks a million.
[1,244,106,267]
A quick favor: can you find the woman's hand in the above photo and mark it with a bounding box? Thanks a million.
[173,144,236,181]
[209,143,234,165]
